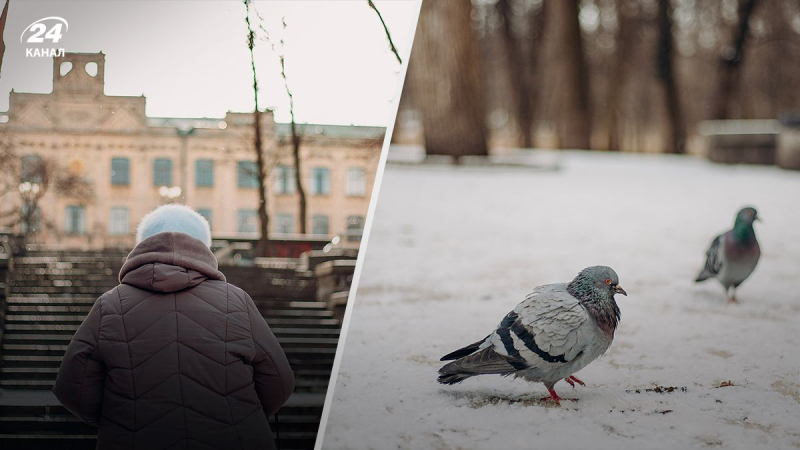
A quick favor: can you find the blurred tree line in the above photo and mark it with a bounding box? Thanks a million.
[393,0,800,156]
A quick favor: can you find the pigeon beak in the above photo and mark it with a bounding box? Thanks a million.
[614,285,627,296]
[755,216,762,223]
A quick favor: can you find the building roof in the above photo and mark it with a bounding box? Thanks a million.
[146,116,385,139]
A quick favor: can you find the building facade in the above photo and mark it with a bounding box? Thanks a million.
[0,52,384,250]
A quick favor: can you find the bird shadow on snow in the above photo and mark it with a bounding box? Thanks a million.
[439,388,580,409]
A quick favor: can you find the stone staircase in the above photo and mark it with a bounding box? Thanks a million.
[0,251,341,449]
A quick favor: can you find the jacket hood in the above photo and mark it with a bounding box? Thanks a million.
[120,232,225,292]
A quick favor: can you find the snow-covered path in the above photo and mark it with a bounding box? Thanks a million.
[321,151,800,450]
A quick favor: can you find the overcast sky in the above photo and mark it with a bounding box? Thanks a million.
[0,0,419,126]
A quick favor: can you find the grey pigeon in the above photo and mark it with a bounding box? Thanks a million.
[695,207,761,303]
[437,266,627,405]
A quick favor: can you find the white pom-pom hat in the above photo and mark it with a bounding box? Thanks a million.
[135,204,212,247]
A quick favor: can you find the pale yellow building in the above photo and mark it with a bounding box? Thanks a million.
[0,52,384,250]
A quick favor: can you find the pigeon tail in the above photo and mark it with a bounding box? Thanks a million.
[695,271,711,282]
[437,373,475,385]
[439,336,488,361]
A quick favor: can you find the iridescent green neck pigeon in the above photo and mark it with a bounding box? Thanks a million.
[437,266,627,405]
[695,207,761,303]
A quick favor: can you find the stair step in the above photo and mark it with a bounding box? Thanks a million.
[266,318,339,327]
[2,344,68,352]
[5,325,80,332]
[259,309,334,318]
[8,306,92,313]
[272,327,340,336]
[1,334,74,342]
[5,315,87,323]
[1,355,63,362]
[286,301,326,309]
[0,434,97,439]
[0,380,54,387]
[275,337,339,346]
[6,297,98,305]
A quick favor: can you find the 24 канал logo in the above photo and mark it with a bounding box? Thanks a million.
[21,17,68,58]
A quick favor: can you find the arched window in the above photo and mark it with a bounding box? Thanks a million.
[346,167,366,196]
[311,167,330,195]
[20,154,44,184]
[346,215,365,242]
[153,159,173,186]
[111,158,130,185]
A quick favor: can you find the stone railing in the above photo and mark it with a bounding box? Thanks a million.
[777,113,800,170]
[0,230,13,348]
[314,260,357,318]
[300,248,359,272]
[698,119,781,165]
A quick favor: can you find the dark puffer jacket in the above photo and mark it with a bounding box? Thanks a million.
[53,232,295,449]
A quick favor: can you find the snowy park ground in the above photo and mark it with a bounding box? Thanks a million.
[320,150,800,450]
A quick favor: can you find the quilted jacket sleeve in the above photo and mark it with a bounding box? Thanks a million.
[52,296,105,426]
[245,292,296,416]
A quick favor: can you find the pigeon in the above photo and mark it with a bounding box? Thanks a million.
[437,266,627,405]
[695,207,761,303]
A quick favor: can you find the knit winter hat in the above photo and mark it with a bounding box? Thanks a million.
[135,204,212,247]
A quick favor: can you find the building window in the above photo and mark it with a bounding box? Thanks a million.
[311,167,330,195]
[111,157,130,185]
[153,158,172,187]
[346,167,366,196]
[237,161,260,188]
[109,206,130,235]
[274,214,294,234]
[196,208,213,230]
[195,160,214,187]
[237,209,258,233]
[65,205,86,235]
[311,214,329,235]
[20,203,40,234]
[346,215,365,242]
[21,154,44,184]
[273,165,295,194]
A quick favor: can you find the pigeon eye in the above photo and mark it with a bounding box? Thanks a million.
[604,279,612,285]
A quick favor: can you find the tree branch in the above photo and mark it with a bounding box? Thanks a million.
[367,0,402,65]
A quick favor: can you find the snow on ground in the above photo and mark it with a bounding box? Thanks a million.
[320,150,800,450]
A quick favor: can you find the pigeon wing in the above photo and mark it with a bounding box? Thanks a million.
[696,234,724,282]
[487,284,590,373]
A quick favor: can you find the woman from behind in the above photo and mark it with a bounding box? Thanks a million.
[54,204,295,449]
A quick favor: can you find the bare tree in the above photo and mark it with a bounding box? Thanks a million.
[542,0,591,149]
[497,0,534,148]
[656,0,685,153]
[0,143,93,240]
[713,0,759,119]
[408,0,487,160]
[603,0,635,151]
[0,0,8,78]
[276,20,308,235]
[367,0,402,65]
[243,0,270,256]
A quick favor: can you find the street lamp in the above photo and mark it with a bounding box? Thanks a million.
[18,182,41,235]
[18,182,41,196]
[158,185,182,203]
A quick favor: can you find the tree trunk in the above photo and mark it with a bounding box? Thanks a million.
[713,0,758,119]
[290,117,307,234]
[655,0,685,153]
[605,0,634,151]
[526,2,547,148]
[408,0,487,160]
[278,52,307,234]
[253,110,270,255]
[543,0,591,149]
[0,0,9,78]
[497,0,533,148]
[244,1,270,255]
